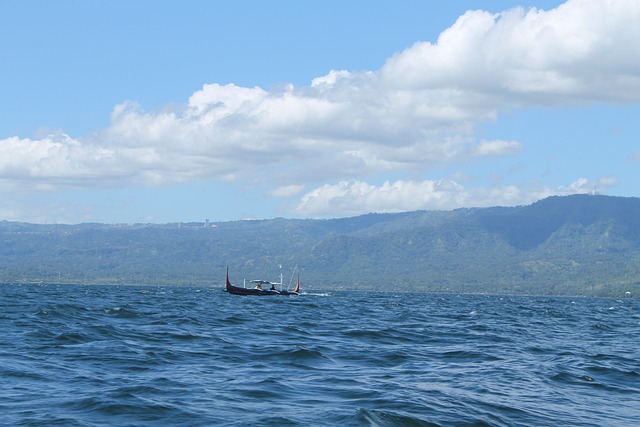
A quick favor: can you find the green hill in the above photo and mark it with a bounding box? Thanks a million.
[1,194,639,297]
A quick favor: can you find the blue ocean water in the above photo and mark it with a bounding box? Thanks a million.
[1,284,638,426]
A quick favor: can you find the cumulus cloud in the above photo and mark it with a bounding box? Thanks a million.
[381,0,640,104]
[294,176,618,217]
[0,133,131,190]
[1,0,638,218]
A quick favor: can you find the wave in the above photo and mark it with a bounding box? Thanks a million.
[2,284,639,426]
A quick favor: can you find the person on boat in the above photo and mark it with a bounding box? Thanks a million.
[270,284,276,291]
[255,283,262,290]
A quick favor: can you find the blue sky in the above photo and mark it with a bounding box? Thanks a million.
[1,0,639,224]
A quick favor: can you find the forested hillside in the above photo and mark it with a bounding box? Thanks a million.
[1,194,639,297]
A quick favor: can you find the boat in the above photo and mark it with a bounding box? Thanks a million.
[225,267,300,296]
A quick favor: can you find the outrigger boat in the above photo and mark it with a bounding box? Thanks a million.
[225,267,300,296]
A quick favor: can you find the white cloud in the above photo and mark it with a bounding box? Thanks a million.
[1,0,638,219]
[294,177,618,217]
[0,133,129,190]
[381,0,640,104]
[473,140,523,157]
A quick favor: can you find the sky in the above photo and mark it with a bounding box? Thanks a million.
[1,0,639,224]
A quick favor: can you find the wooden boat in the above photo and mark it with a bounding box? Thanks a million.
[225,267,300,296]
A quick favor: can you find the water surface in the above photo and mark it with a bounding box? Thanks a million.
[1,284,638,426]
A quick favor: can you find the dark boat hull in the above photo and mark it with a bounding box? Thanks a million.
[226,285,280,296]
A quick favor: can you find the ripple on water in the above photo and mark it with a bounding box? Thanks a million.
[1,286,639,426]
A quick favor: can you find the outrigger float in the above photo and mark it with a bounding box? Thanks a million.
[225,267,300,296]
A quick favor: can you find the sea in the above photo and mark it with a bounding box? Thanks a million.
[1,283,639,426]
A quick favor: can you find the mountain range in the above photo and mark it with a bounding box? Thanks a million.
[1,194,639,297]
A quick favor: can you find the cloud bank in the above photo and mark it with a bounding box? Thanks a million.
[1,0,638,218]
[294,176,617,217]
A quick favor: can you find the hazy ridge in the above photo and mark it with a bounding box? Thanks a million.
[2,194,639,297]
